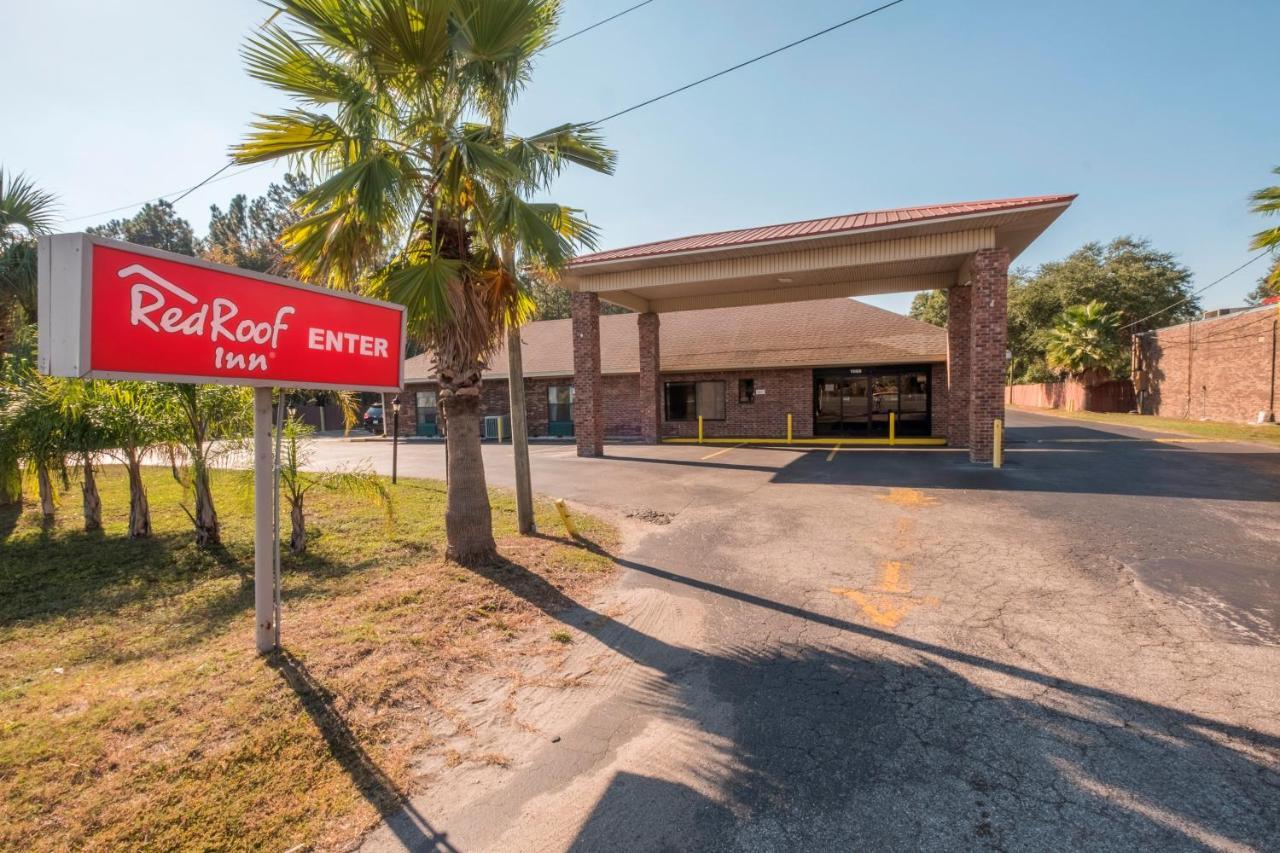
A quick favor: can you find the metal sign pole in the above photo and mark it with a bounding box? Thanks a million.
[253,387,276,653]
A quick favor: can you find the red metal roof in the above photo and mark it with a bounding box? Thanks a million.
[569,194,1077,266]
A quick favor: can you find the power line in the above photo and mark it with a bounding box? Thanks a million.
[587,0,908,126]
[62,161,268,224]
[1123,250,1273,331]
[62,1,656,226]
[543,0,657,50]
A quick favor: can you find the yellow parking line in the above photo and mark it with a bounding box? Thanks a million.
[826,443,843,462]
[701,443,745,460]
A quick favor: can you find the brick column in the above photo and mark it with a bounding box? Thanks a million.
[637,312,661,443]
[571,292,604,457]
[946,284,971,448]
[968,248,1010,463]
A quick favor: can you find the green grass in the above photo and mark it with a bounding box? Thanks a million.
[1010,405,1280,448]
[0,466,616,851]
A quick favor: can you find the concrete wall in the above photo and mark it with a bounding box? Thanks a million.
[1136,307,1279,423]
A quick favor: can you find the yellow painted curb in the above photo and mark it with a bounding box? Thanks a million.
[662,436,947,447]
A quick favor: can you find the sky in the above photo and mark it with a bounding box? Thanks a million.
[5,0,1278,315]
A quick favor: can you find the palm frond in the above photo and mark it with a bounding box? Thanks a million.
[368,253,462,336]
[0,239,39,319]
[0,169,60,240]
[231,110,352,165]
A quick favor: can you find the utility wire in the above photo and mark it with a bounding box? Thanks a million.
[62,1,657,225]
[1123,250,1272,331]
[543,0,657,50]
[62,161,267,223]
[587,0,907,126]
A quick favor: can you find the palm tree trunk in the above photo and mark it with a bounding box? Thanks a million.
[81,453,102,532]
[0,455,20,510]
[36,463,55,523]
[126,451,151,539]
[441,392,496,564]
[192,464,220,548]
[289,494,306,554]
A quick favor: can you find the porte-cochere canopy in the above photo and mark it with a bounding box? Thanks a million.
[560,195,1074,313]
[553,195,1076,463]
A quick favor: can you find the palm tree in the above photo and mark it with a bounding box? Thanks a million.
[1045,300,1125,382]
[276,416,392,554]
[55,380,112,531]
[164,383,253,548]
[1250,167,1280,286]
[6,367,69,523]
[1,169,59,339]
[232,0,615,564]
[0,170,58,508]
[95,382,169,538]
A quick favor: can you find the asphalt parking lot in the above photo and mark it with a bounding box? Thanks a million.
[324,410,1280,852]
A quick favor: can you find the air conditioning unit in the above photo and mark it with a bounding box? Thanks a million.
[482,414,511,441]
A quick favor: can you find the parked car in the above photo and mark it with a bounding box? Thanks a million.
[362,404,384,433]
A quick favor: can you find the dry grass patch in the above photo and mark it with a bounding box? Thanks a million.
[0,466,616,851]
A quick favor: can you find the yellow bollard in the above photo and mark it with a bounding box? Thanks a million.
[787,413,793,444]
[993,418,1003,469]
[697,415,704,445]
[554,498,577,538]
[497,416,504,444]
[889,411,896,446]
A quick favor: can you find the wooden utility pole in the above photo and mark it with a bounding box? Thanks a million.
[508,324,535,533]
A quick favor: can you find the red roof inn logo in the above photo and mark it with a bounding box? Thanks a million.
[39,234,405,392]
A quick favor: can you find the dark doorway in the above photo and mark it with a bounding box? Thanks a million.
[814,366,931,437]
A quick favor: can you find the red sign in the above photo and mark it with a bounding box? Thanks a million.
[39,235,405,392]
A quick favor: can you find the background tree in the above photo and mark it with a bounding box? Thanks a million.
[233,0,615,564]
[88,200,195,255]
[907,289,948,327]
[1245,257,1280,305]
[1044,300,1125,381]
[909,237,1195,382]
[164,383,253,548]
[527,270,630,320]
[202,173,311,274]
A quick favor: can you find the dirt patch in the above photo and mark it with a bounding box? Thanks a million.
[625,508,675,525]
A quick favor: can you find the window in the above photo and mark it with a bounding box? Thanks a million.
[664,380,726,421]
[738,378,755,404]
[547,385,574,424]
[415,390,437,427]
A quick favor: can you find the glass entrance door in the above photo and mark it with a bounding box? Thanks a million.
[870,373,899,434]
[814,372,870,435]
[814,367,931,437]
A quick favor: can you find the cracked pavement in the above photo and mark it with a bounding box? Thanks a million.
[332,410,1280,852]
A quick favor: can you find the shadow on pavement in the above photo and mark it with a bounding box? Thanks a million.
[269,650,459,853]
[455,547,1280,850]
[604,422,1280,501]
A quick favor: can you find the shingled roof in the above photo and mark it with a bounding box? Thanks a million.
[404,298,945,382]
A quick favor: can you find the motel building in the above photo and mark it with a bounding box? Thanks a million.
[401,195,1075,463]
